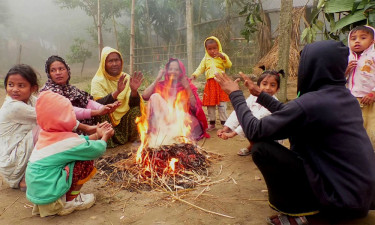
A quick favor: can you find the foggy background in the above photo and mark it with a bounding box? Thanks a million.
[0,0,119,78]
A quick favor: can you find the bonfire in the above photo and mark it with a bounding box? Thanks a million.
[96,79,221,192]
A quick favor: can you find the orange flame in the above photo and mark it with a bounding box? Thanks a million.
[169,158,179,171]
[135,76,193,173]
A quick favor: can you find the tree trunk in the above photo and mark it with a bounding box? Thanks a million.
[277,0,293,102]
[186,0,194,76]
[97,0,104,60]
[112,15,119,50]
[81,60,86,76]
[130,0,135,74]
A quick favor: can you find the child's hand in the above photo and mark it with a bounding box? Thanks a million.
[346,60,357,75]
[191,75,197,81]
[216,52,225,60]
[239,72,261,96]
[101,126,115,142]
[96,121,112,138]
[360,92,375,105]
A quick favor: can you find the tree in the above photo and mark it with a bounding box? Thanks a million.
[277,0,293,103]
[54,0,128,57]
[301,0,375,43]
[66,38,92,76]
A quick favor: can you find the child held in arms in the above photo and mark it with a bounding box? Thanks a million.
[346,25,375,148]
[191,36,232,131]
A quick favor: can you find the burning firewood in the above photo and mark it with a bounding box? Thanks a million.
[96,143,221,192]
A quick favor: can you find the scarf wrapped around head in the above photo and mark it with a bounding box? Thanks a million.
[41,55,95,125]
[91,47,139,126]
[35,91,82,150]
[155,58,209,137]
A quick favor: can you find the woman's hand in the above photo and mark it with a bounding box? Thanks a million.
[112,74,127,99]
[106,101,121,113]
[130,71,143,93]
[156,68,165,82]
[92,105,111,116]
[214,72,240,95]
[180,76,191,90]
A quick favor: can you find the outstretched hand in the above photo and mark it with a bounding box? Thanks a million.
[117,74,127,93]
[238,72,262,96]
[213,72,240,95]
[130,71,143,92]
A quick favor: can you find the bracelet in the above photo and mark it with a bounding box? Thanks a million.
[95,133,99,139]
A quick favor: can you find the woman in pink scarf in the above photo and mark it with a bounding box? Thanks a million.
[142,58,209,141]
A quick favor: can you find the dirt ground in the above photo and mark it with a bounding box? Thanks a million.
[1,80,375,225]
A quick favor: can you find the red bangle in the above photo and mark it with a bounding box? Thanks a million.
[369,93,374,98]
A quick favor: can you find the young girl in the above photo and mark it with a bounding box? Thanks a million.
[217,70,282,156]
[26,91,114,217]
[191,36,232,131]
[0,64,39,190]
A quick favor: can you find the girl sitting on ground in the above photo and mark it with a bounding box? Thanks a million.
[217,69,282,156]
[0,64,39,190]
[26,91,114,217]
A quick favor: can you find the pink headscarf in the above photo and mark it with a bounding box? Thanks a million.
[155,58,209,138]
[35,91,80,149]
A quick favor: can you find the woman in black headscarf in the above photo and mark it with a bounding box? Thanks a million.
[215,40,375,224]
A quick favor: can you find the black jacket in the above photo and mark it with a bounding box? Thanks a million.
[230,40,375,216]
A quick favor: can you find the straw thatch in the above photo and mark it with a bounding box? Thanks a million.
[253,7,306,78]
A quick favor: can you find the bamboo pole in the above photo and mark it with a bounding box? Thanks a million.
[186,0,193,76]
[129,0,135,74]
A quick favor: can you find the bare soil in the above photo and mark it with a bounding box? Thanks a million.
[1,80,375,225]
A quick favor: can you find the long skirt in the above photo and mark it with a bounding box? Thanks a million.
[98,106,141,148]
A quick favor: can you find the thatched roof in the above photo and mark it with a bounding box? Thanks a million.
[254,7,305,78]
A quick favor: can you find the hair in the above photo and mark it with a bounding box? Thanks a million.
[4,64,39,92]
[350,25,374,38]
[45,55,71,82]
[257,66,284,89]
[205,39,217,47]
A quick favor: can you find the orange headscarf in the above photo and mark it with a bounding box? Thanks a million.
[35,91,80,149]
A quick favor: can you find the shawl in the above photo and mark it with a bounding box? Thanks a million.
[35,91,81,150]
[155,58,209,137]
[91,47,139,126]
[41,56,95,126]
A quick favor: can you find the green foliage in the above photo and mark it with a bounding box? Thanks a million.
[239,1,262,42]
[66,38,92,64]
[301,0,375,43]
[54,0,128,26]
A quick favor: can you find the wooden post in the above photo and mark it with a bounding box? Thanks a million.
[112,15,119,50]
[97,0,103,60]
[277,0,293,102]
[186,0,193,76]
[130,0,135,74]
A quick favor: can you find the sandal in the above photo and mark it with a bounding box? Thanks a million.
[237,148,251,156]
[267,214,309,225]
